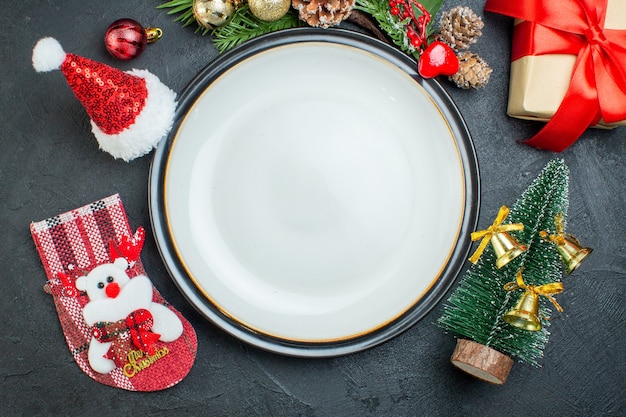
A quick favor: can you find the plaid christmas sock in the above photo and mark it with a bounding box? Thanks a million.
[30,194,197,391]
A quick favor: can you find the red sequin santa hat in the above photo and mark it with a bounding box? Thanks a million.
[32,37,176,162]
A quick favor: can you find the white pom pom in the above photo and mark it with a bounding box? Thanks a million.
[32,37,66,72]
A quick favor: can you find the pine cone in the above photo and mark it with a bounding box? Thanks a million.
[449,51,492,89]
[438,6,484,51]
[292,0,355,28]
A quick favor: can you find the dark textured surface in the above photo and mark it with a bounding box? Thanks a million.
[1,1,624,416]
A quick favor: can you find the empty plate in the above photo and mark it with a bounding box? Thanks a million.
[149,28,479,357]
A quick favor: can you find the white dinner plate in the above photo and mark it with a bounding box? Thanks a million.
[150,28,479,357]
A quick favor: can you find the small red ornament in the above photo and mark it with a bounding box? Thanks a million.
[418,41,459,79]
[104,19,162,60]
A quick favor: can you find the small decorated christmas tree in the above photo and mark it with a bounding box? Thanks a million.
[437,159,591,384]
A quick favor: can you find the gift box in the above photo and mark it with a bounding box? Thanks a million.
[485,0,626,151]
[508,2,626,127]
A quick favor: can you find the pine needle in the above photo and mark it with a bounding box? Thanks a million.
[211,6,302,54]
[158,1,300,46]
[355,0,444,60]
[158,0,210,35]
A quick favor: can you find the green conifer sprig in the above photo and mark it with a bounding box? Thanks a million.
[158,1,302,52]
[354,0,444,60]
[212,6,302,54]
[158,0,210,34]
[159,0,446,55]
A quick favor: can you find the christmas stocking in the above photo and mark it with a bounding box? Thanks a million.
[30,194,197,391]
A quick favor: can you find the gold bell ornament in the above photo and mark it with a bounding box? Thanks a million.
[469,206,527,268]
[503,269,564,331]
[540,213,592,274]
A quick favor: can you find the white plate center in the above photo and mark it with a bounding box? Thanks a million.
[199,95,413,298]
[166,43,465,341]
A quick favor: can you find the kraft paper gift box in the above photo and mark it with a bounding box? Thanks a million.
[506,0,626,129]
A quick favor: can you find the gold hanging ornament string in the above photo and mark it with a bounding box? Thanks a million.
[540,213,567,245]
[468,205,526,265]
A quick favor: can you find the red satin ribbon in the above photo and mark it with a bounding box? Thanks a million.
[485,0,626,151]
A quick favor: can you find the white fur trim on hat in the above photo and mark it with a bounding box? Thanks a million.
[32,37,66,73]
[91,69,177,162]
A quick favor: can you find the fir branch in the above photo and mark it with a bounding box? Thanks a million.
[158,0,194,19]
[355,0,419,60]
[355,0,444,60]
[211,6,302,54]
[158,0,301,49]
[158,0,210,34]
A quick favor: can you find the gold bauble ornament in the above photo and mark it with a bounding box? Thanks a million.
[248,0,291,22]
[193,0,235,29]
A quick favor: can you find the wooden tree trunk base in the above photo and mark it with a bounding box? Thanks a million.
[450,339,514,385]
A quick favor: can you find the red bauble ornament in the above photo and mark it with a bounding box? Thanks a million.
[104,18,161,60]
[418,41,459,79]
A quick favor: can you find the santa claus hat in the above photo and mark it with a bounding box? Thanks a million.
[32,37,176,162]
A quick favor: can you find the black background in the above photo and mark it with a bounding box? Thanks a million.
[1,1,624,416]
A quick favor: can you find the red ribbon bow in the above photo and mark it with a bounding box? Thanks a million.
[485,0,626,151]
[125,308,160,356]
[92,308,161,367]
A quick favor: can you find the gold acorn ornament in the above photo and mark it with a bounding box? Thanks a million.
[249,0,292,21]
[469,206,527,268]
[540,213,592,274]
[192,0,236,29]
[503,269,564,332]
